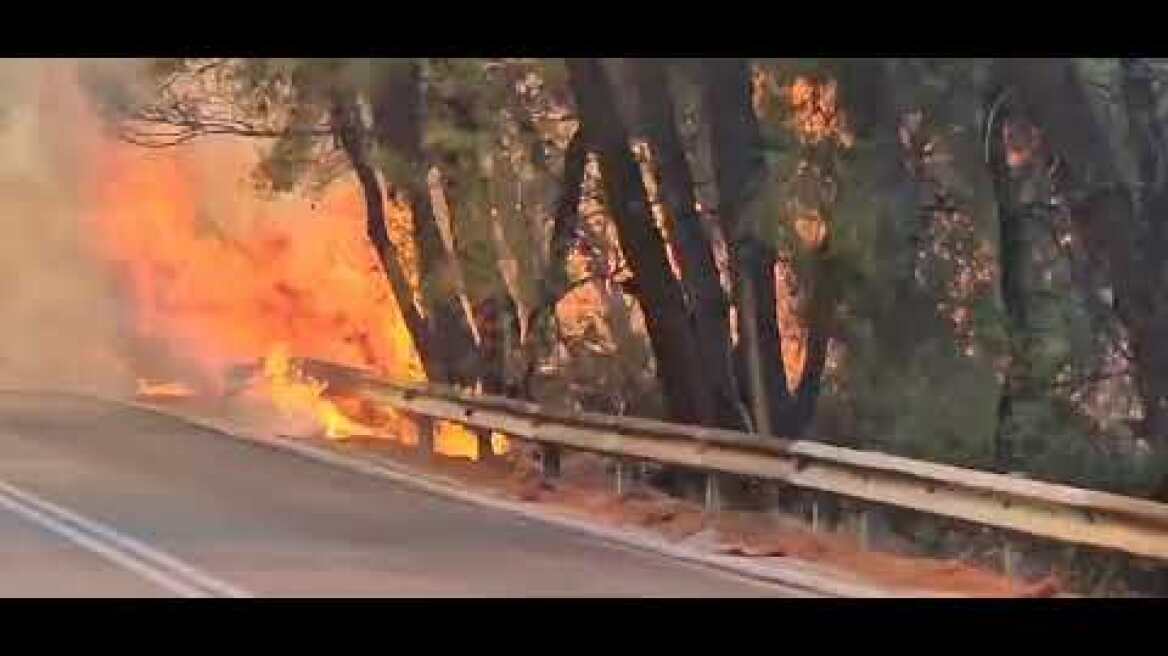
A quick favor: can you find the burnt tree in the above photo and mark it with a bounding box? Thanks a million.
[566,58,720,427]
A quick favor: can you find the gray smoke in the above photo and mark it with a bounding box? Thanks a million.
[0,59,137,396]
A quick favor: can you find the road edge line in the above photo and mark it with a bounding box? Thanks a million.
[0,478,214,598]
[114,398,926,598]
[2,389,941,598]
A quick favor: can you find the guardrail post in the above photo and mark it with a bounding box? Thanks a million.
[540,445,561,480]
[416,415,434,460]
[324,358,1168,569]
[475,428,494,462]
[614,459,630,496]
[1003,540,1018,580]
[705,473,720,514]
[768,483,785,520]
[858,508,871,550]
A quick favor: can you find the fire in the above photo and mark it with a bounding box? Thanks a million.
[135,379,196,400]
[785,76,853,147]
[80,125,492,458]
[436,422,484,461]
[254,344,375,440]
[793,211,827,249]
[85,140,423,384]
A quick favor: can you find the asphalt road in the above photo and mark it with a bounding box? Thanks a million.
[0,392,799,597]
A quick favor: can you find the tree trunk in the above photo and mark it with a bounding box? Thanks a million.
[1003,59,1168,457]
[566,58,717,426]
[427,168,487,349]
[546,130,588,304]
[626,59,748,431]
[1118,58,1168,454]
[702,59,792,435]
[789,303,830,434]
[985,87,1029,472]
[329,95,440,380]
[518,128,588,399]
[370,61,482,387]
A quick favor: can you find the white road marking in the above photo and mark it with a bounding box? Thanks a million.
[0,391,883,596]
[0,478,251,598]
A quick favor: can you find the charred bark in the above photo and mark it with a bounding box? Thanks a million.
[548,130,589,300]
[566,58,717,427]
[789,304,830,434]
[329,95,439,380]
[702,59,792,436]
[627,59,748,431]
[984,88,1029,472]
[518,128,588,399]
[1003,59,1168,457]
[369,61,482,387]
[1118,58,1168,447]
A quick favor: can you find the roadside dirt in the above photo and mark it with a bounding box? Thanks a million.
[345,437,1060,597]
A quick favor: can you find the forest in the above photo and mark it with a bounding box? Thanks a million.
[83,57,1168,502]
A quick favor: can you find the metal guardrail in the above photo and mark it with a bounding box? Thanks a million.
[300,358,1168,565]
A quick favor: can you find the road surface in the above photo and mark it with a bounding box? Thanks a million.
[0,392,800,597]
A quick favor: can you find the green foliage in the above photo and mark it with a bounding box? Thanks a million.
[371,148,418,191]
[1006,398,1163,495]
[754,58,1153,495]
[105,56,1164,498]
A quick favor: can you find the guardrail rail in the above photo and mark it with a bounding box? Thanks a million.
[297,358,1168,567]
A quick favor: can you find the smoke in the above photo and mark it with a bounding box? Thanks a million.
[0,58,426,408]
[0,59,137,395]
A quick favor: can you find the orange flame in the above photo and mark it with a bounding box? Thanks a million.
[135,379,196,400]
[786,76,853,147]
[81,133,492,458]
[86,141,422,381]
[255,344,375,440]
